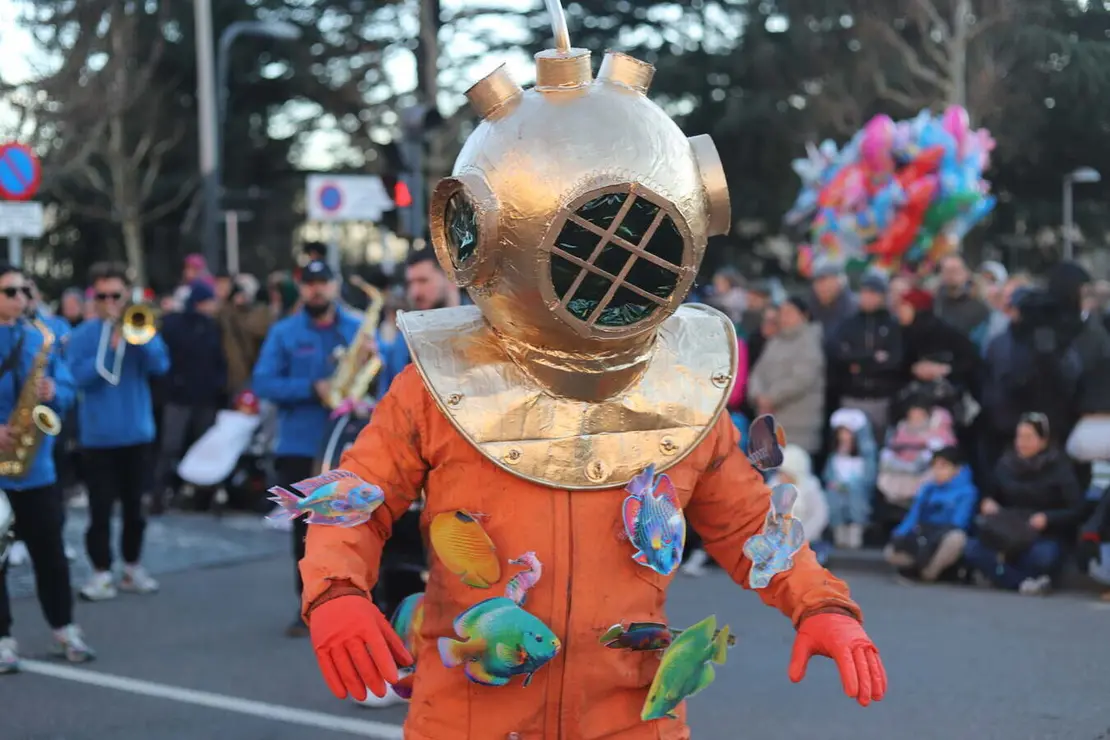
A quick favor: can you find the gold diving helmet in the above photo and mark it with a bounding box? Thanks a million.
[427,0,730,401]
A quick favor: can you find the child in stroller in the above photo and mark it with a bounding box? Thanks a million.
[877,402,956,510]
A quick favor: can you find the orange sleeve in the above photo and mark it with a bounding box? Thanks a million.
[299,365,430,618]
[685,413,862,627]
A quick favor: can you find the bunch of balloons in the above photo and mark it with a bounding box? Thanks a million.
[786,105,996,273]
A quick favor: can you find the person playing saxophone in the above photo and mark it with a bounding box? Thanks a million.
[252,260,373,637]
[0,263,94,674]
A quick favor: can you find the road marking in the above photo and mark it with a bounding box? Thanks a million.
[20,660,404,739]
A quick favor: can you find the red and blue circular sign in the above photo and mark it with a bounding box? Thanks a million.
[0,143,41,202]
[318,183,343,213]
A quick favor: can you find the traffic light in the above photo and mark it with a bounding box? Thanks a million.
[393,179,413,208]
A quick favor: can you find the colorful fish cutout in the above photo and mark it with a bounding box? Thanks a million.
[743,483,806,589]
[747,415,787,471]
[389,593,425,700]
[641,615,731,721]
[505,552,542,606]
[622,465,687,576]
[600,621,737,652]
[430,510,501,588]
[437,597,561,687]
[266,470,384,527]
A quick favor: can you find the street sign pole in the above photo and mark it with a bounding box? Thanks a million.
[8,236,21,268]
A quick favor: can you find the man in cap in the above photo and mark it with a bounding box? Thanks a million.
[252,260,368,636]
[829,271,904,441]
[807,257,857,349]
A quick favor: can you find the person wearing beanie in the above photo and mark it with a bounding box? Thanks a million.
[150,279,227,514]
[748,294,826,455]
[808,258,856,353]
[828,271,904,441]
[894,284,981,407]
[218,273,271,397]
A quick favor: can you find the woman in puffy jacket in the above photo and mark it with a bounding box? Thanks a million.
[964,413,1085,595]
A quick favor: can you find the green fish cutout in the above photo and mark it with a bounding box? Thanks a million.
[640,615,730,721]
[437,597,561,687]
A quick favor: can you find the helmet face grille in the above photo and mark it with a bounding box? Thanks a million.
[548,185,686,332]
[444,191,479,268]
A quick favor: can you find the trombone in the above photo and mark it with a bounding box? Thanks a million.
[95,302,160,385]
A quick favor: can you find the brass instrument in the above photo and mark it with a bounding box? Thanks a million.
[0,320,63,479]
[325,276,384,411]
[121,303,158,346]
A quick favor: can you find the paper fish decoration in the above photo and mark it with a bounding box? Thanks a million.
[266,470,384,527]
[622,465,687,576]
[389,593,425,700]
[641,615,731,721]
[430,510,501,588]
[438,597,561,687]
[743,483,806,589]
[747,415,787,471]
[505,552,542,606]
[600,621,737,653]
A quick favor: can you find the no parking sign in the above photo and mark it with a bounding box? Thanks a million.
[306,175,393,222]
[0,144,42,202]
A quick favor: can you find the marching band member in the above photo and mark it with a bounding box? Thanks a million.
[252,260,368,637]
[0,264,93,673]
[67,262,170,602]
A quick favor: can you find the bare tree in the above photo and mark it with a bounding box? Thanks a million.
[39,2,195,285]
[853,0,1024,120]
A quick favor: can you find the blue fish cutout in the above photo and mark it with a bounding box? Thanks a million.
[622,465,686,576]
[747,415,786,471]
[267,470,384,527]
[743,483,805,589]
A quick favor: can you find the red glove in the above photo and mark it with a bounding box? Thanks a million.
[788,612,886,706]
[309,595,414,701]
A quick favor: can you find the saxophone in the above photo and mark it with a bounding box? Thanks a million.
[325,276,385,411]
[0,320,62,479]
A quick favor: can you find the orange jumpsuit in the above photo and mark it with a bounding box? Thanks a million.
[301,366,861,739]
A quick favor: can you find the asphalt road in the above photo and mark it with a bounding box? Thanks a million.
[4,515,1110,740]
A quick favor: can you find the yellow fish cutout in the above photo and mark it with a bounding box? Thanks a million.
[430,510,501,588]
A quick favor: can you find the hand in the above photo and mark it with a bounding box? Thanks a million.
[874,350,889,364]
[309,596,413,701]
[109,327,122,349]
[789,612,886,707]
[314,380,332,404]
[980,498,1000,515]
[911,361,939,382]
[0,425,12,451]
[355,335,378,365]
[756,396,774,415]
[36,377,55,402]
[849,363,861,375]
[1029,512,1048,531]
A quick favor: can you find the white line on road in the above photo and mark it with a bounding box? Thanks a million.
[20,660,404,739]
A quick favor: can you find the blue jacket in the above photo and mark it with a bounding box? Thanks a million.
[0,321,76,490]
[893,466,979,538]
[375,329,411,396]
[253,308,362,458]
[67,318,171,449]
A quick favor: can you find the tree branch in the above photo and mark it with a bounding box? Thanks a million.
[862,17,953,96]
[142,175,199,224]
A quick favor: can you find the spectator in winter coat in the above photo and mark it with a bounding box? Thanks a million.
[218,276,271,396]
[964,413,1085,595]
[151,280,227,511]
[895,288,982,406]
[1059,266,1110,464]
[705,266,747,326]
[829,271,903,441]
[771,444,829,545]
[748,296,825,454]
[934,255,990,338]
[822,408,878,549]
[808,258,857,354]
[884,446,978,582]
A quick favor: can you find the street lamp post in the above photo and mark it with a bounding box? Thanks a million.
[194,2,301,271]
[1063,166,1101,261]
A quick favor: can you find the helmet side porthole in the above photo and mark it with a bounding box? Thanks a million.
[430,174,500,289]
[546,184,689,334]
[444,191,478,268]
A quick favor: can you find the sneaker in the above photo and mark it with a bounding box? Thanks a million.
[1018,575,1052,596]
[0,637,20,674]
[119,565,159,594]
[8,541,28,566]
[845,523,864,550]
[681,548,709,577]
[79,571,118,601]
[51,625,95,663]
[353,684,407,708]
[64,544,77,562]
[970,569,994,589]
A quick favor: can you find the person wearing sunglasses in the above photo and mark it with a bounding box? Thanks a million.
[0,263,94,673]
[65,262,170,602]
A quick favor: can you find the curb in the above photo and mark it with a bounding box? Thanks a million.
[825,546,1108,593]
